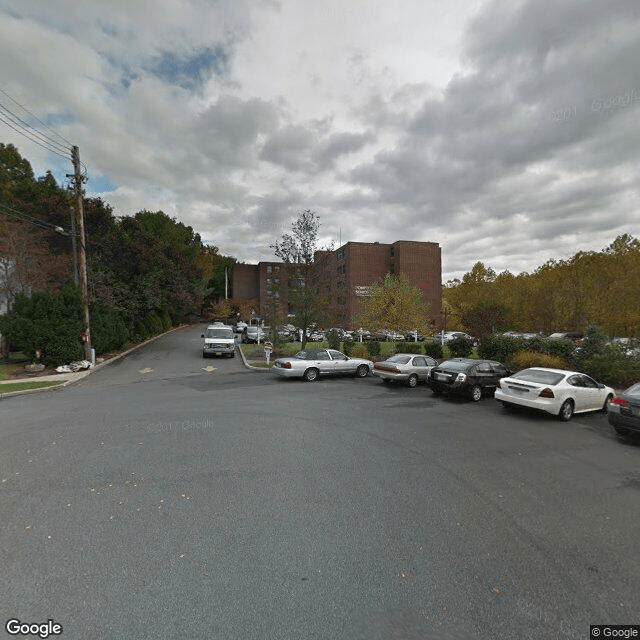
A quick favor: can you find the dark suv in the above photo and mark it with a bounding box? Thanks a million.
[428,358,511,401]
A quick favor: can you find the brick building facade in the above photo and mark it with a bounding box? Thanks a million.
[231,240,442,328]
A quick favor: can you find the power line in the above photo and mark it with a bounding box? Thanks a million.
[0,102,70,155]
[0,111,70,160]
[0,86,74,148]
[0,201,77,236]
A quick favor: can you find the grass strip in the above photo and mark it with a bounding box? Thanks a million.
[0,380,65,393]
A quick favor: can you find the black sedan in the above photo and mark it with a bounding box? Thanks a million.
[428,358,511,402]
[608,382,640,437]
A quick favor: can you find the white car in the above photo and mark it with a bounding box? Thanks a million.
[272,348,373,382]
[494,368,615,421]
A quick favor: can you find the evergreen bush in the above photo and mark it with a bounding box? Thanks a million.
[365,340,381,357]
[327,329,341,350]
[423,341,443,360]
[394,341,422,354]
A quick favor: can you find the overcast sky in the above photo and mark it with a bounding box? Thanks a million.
[1,0,638,281]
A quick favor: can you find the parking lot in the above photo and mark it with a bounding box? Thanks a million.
[2,323,638,639]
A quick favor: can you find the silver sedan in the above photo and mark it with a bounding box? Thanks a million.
[372,353,437,387]
[272,348,373,382]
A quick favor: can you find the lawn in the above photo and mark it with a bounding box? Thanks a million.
[0,380,64,393]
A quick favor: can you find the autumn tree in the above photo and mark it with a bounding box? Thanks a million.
[353,273,432,335]
[271,209,332,347]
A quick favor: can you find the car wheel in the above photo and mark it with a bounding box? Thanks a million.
[470,385,482,402]
[303,367,319,382]
[356,364,369,378]
[558,399,574,421]
[407,374,418,388]
[602,393,613,413]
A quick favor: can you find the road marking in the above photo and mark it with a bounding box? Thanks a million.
[201,366,217,372]
[138,367,154,374]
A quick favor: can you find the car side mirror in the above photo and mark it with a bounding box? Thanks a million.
[201,334,204,338]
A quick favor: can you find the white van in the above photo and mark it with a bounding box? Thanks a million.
[201,323,236,358]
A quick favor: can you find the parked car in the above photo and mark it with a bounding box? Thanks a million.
[404,330,426,342]
[272,348,373,382]
[243,325,267,343]
[607,382,640,436]
[308,330,326,342]
[428,358,511,401]
[373,354,438,387]
[235,321,248,333]
[439,331,476,344]
[495,368,615,421]
[201,323,236,358]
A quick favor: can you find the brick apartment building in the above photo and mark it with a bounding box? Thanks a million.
[232,240,442,328]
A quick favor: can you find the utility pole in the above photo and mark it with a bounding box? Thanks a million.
[70,145,92,361]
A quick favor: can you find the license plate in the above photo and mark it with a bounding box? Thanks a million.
[435,373,449,382]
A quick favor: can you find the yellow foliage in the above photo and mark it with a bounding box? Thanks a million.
[509,350,569,371]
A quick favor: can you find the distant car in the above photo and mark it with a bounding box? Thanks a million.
[373,354,438,387]
[547,332,583,343]
[201,324,236,358]
[428,358,511,401]
[235,321,248,333]
[309,330,326,342]
[495,368,615,421]
[272,348,373,382]
[404,330,426,342]
[607,382,640,436]
[440,331,476,344]
[243,326,266,343]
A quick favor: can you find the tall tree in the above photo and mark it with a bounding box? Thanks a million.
[270,210,332,348]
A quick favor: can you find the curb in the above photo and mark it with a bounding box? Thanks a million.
[0,325,187,399]
[238,344,273,371]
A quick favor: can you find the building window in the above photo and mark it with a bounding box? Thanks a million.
[266,265,272,274]
[337,264,346,275]
[337,248,346,261]
[274,265,280,273]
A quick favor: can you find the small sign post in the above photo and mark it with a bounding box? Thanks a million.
[264,341,273,365]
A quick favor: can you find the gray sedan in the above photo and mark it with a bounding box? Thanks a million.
[372,353,437,387]
[272,348,373,382]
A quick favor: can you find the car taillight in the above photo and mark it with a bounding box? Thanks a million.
[539,388,555,398]
[497,380,504,389]
[456,373,467,383]
[281,362,292,369]
[611,397,627,407]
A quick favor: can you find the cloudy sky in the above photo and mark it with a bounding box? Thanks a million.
[1,0,638,281]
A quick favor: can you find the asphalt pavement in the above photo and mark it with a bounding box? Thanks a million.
[1,324,639,640]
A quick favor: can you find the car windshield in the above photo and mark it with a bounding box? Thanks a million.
[512,369,565,385]
[204,328,234,339]
[387,355,411,364]
[624,382,640,397]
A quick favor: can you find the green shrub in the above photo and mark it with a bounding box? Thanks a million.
[91,303,130,355]
[423,341,443,360]
[161,311,172,331]
[394,341,422,354]
[327,329,341,350]
[365,340,381,357]
[0,285,84,367]
[510,350,569,371]
[342,340,354,356]
[448,336,474,358]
